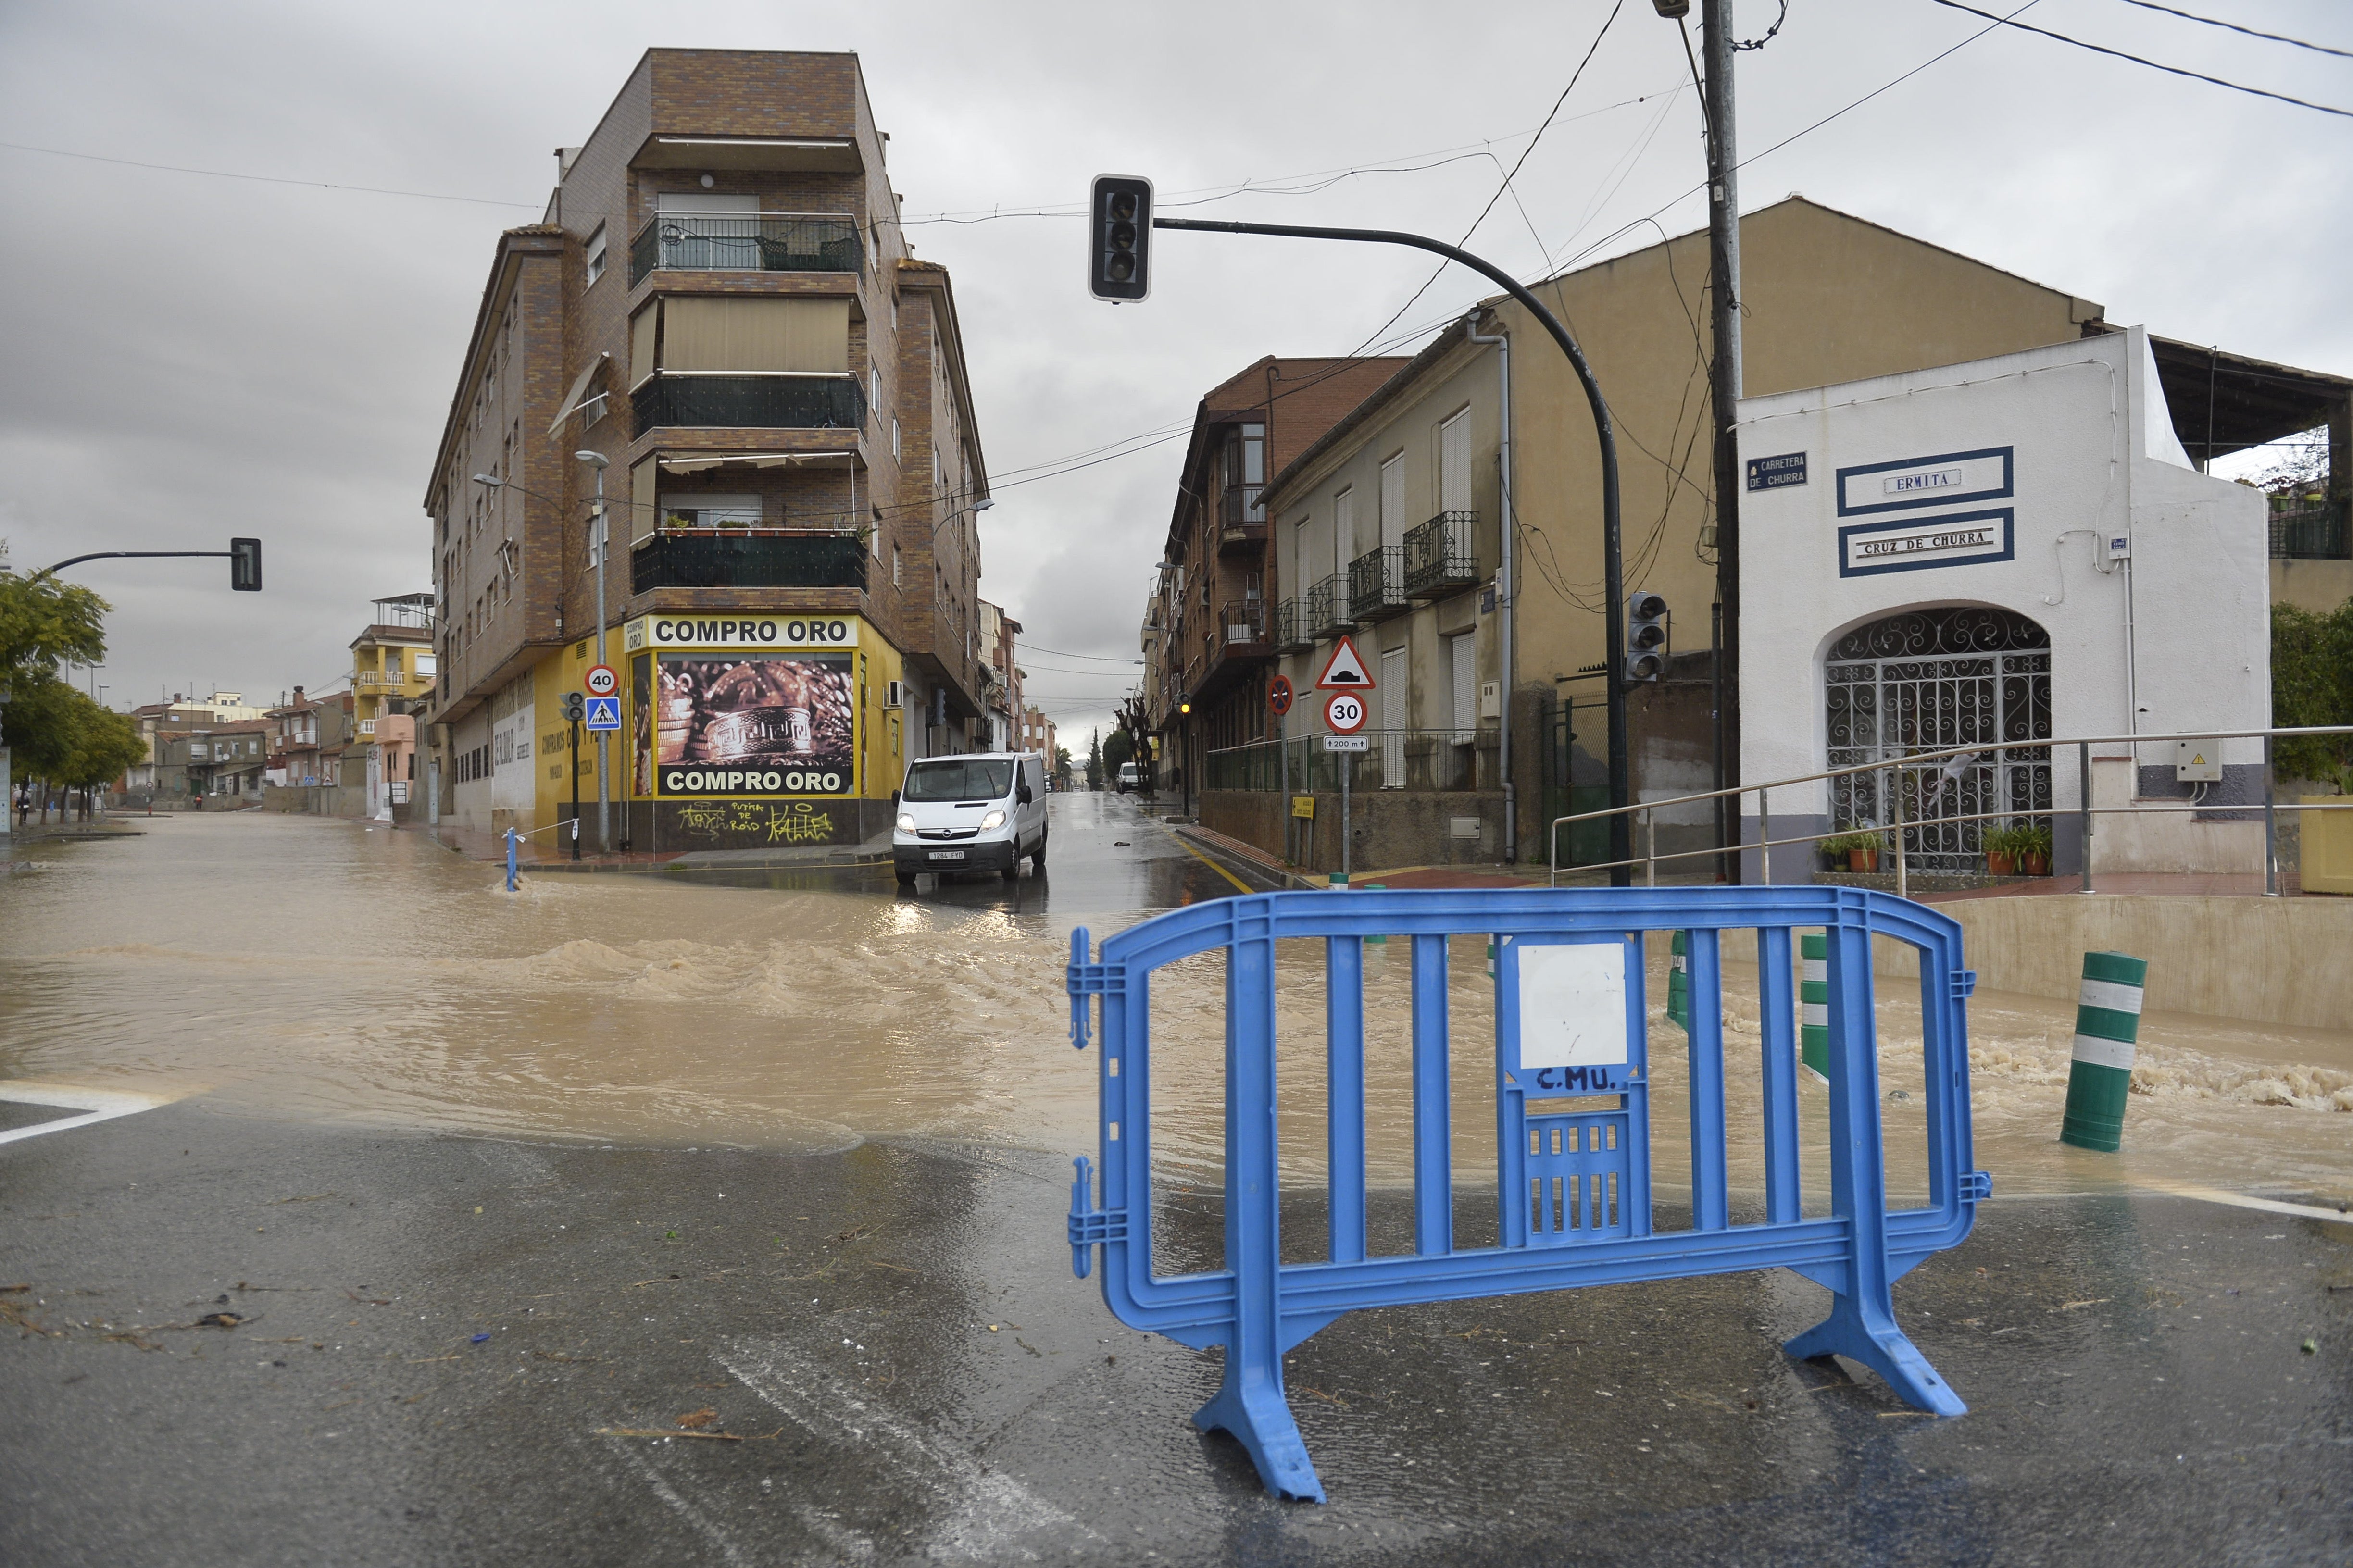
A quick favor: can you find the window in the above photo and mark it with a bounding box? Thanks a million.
[870,367,879,418]
[1380,452,1405,548]
[585,224,608,286]
[893,418,902,461]
[892,544,902,587]
[1333,487,1355,602]
[1439,408,1473,514]
[643,297,850,373]
[1221,423,1265,524]
[1449,632,1477,744]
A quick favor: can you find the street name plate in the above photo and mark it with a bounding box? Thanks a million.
[1837,508,2014,578]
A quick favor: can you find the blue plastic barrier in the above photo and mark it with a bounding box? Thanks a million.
[1065,886,1988,1502]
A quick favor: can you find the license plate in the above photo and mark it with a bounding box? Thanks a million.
[927,850,965,861]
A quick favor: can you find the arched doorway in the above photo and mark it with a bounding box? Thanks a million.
[1825,607,2052,873]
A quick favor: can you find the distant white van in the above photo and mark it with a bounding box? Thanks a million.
[1116,762,1141,793]
[893,752,1047,885]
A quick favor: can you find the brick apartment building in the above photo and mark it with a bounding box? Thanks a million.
[424,49,989,850]
[1149,356,1405,806]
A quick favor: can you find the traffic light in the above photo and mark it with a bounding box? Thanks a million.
[1625,592,1668,683]
[1089,175,1153,302]
[229,537,262,592]
[562,692,586,724]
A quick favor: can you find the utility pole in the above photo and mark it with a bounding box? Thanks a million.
[1700,0,1744,880]
[577,450,611,853]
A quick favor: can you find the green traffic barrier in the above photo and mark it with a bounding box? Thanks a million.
[1666,930,1690,1032]
[1800,933,1830,1082]
[2060,950,2147,1152]
[1363,885,1387,943]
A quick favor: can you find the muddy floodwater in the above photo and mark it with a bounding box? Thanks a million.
[4,810,2347,1212]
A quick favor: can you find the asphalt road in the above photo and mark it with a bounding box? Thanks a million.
[2,800,2348,1565]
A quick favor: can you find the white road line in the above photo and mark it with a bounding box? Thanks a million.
[721,1338,1083,1558]
[0,1083,175,1147]
[2134,1178,2353,1226]
[604,1443,760,1568]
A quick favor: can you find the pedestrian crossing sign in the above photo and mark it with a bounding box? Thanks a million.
[584,695,621,732]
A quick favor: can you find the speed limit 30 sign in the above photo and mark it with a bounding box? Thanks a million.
[584,664,618,698]
[1324,690,1366,734]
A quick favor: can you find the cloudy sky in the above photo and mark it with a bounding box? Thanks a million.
[1,0,2345,741]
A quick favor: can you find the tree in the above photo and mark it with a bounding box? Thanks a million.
[1102,728,1134,775]
[2273,598,2353,784]
[1086,728,1103,791]
[0,545,110,684]
[3,675,143,821]
[1053,744,1074,788]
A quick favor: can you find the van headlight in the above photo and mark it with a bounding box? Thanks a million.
[896,812,916,833]
[980,809,1007,830]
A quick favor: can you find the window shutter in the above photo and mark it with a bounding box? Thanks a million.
[660,297,849,373]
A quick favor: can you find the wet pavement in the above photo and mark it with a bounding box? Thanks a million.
[2,797,2349,1564]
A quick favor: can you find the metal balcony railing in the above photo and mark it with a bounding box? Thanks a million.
[1274,597,1312,652]
[632,374,865,436]
[1402,510,1478,597]
[1304,574,1352,639]
[629,213,863,286]
[630,532,868,593]
[1349,546,1409,621]
[1217,598,1267,650]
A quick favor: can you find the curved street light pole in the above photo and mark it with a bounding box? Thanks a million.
[1154,217,1632,883]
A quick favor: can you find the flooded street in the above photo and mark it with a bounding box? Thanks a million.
[4,797,2345,1207]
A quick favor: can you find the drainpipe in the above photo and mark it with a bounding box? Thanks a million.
[1468,311,1515,862]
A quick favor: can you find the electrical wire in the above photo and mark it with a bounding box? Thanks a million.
[1015,643,1142,662]
[1923,0,2353,117]
[2108,0,2352,60]
[0,139,540,208]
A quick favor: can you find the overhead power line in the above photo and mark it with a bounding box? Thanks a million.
[1924,0,2353,117]
[0,139,540,207]
[1016,643,1143,663]
[2109,0,2353,60]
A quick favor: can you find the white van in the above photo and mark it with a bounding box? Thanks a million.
[893,752,1047,885]
[1116,762,1141,794]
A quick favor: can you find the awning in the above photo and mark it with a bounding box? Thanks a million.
[545,352,612,439]
[655,450,860,473]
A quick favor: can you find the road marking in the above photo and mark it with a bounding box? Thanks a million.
[721,1338,1084,1556]
[2134,1179,2353,1226]
[603,1443,763,1568]
[1168,830,1256,894]
[0,1083,177,1148]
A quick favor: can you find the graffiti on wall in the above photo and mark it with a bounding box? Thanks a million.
[673,799,838,843]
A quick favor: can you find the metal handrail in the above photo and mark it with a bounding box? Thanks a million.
[1547,723,2353,898]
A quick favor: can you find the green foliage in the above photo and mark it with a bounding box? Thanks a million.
[1,675,144,788]
[1820,829,1888,855]
[1102,728,1135,773]
[2272,598,2353,781]
[0,546,111,683]
[1085,728,1103,789]
[1985,820,2054,859]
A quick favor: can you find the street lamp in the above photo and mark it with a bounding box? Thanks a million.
[576,450,612,855]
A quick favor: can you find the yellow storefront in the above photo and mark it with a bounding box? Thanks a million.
[527,615,902,852]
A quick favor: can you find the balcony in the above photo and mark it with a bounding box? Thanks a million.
[630,213,863,287]
[1348,546,1409,622]
[1218,598,1268,652]
[633,374,865,437]
[1304,574,1353,640]
[631,531,868,594]
[1274,597,1312,652]
[1217,485,1266,556]
[1403,510,1479,597]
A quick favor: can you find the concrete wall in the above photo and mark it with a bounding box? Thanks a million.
[1201,787,1505,874]
[1872,894,2353,1032]
[2272,558,2353,615]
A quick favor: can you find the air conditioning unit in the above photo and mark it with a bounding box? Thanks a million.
[885,680,907,709]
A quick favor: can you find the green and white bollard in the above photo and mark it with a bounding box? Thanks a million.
[1665,931,1690,1032]
[1799,933,1830,1083]
[1363,885,1387,943]
[2060,951,2147,1152]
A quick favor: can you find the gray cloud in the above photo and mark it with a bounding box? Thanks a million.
[3,0,2344,736]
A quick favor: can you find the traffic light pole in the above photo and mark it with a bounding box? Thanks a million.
[569,716,582,862]
[1154,217,1632,882]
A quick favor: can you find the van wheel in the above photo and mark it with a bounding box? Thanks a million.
[1000,859,1020,883]
[1032,830,1048,871]
[895,869,917,887]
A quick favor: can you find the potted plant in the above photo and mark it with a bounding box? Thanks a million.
[2017,820,2053,877]
[1822,829,1883,873]
[1982,822,2024,876]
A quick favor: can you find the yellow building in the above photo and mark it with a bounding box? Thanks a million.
[351,594,438,741]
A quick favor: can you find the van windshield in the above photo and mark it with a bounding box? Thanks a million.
[903,759,1014,802]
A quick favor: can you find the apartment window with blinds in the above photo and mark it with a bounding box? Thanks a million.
[585,224,608,287]
[1379,451,1405,548]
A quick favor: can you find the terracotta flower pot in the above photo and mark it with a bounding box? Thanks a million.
[1849,848,1879,873]
[2021,850,2050,877]
[1986,851,2015,876]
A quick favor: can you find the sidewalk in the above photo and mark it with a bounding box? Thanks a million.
[1171,822,1553,891]
[402,817,891,874]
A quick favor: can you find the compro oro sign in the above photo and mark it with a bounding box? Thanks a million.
[630,616,861,799]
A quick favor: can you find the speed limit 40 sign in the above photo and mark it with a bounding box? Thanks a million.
[1324,690,1366,734]
[584,664,618,698]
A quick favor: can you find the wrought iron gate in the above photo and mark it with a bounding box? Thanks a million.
[1826,608,2052,873]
